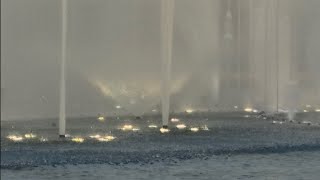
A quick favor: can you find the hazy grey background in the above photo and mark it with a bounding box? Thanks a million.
[1,0,320,120]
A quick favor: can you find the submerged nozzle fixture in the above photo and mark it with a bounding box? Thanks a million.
[59,134,66,138]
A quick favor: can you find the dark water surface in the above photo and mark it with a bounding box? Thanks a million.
[1,112,320,179]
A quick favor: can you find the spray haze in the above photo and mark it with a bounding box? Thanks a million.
[1,0,320,120]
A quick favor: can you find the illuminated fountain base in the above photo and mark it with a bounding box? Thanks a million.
[4,110,319,144]
[1,111,320,170]
[160,125,170,133]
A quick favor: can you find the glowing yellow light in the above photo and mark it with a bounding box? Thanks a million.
[148,125,158,128]
[171,118,180,122]
[176,124,187,130]
[160,128,170,133]
[71,137,84,143]
[7,135,24,142]
[98,116,105,121]
[201,125,209,131]
[24,133,37,139]
[315,109,320,112]
[89,134,101,139]
[244,108,253,112]
[121,125,133,131]
[190,127,199,132]
[97,135,116,142]
[186,109,194,113]
[105,135,116,140]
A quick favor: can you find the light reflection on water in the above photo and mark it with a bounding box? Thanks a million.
[2,112,320,144]
[1,112,320,180]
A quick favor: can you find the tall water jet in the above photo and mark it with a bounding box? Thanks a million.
[262,0,280,113]
[237,0,241,91]
[161,0,175,128]
[249,0,255,106]
[209,0,221,110]
[275,0,280,112]
[221,0,235,109]
[264,0,270,111]
[1,87,4,120]
[59,0,68,138]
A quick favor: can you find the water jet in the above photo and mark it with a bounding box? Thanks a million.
[59,0,68,138]
[161,0,175,128]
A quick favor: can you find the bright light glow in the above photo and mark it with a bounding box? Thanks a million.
[303,110,308,113]
[160,128,170,133]
[40,137,48,142]
[24,133,37,139]
[190,127,199,132]
[316,109,320,112]
[65,134,71,138]
[132,128,140,132]
[98,116,105,121]
[7,135,24,142]
[116,105,122,109]
[71,137,84,143]
[97,135,116,142]
[176,124,186,130]
[234,106,238,109]
[253,109,259,113]
[152,109,157,112]
[302,121,312,125]
[89,134,101,139]
[201,125,209,131]
[244,108,253,112]
[171,118,180,122]
[272,121,284,125]
[185,109,194,113]
[148,125,158,128]
[121,124,133,131]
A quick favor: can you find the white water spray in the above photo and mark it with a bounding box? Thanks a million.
[286,81,299,122]
[161,0,175,127]
[59,0,67,137]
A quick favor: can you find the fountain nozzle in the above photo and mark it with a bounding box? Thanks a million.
[59,135,66,138]
[162,125,169,129]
